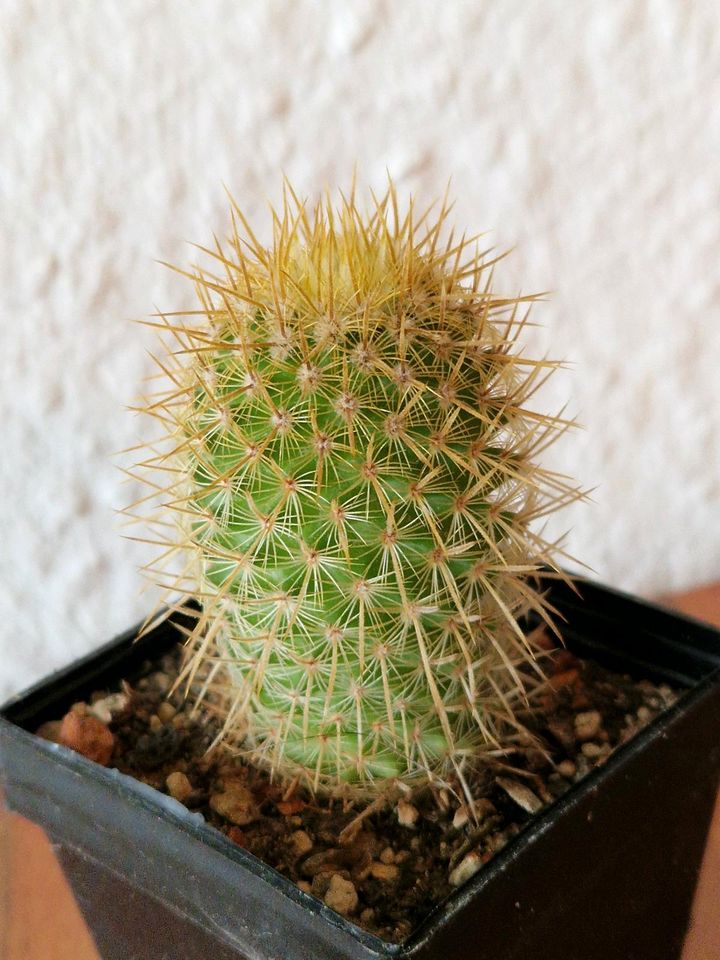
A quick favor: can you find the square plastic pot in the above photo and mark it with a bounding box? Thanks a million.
[2,578,720,960]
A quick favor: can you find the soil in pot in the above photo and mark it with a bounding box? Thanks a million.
[37,635,680,943]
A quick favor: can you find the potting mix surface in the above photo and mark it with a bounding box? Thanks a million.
[37,640,679,943]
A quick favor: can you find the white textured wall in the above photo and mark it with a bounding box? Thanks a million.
[2,1,719,700]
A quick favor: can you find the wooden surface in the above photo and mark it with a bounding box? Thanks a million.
[2,585,719,960]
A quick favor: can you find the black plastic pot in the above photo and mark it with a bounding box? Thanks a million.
[2,578,720,960]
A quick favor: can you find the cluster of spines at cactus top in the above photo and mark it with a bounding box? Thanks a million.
[130,180,580,799]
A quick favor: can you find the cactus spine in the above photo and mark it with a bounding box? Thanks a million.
[133,181,579,797]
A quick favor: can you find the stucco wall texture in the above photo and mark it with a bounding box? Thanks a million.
[1,1,719,699]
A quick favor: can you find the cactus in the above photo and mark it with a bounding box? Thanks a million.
[132,180,580,798]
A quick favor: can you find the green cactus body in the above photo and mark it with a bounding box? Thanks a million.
[136,183,577,796]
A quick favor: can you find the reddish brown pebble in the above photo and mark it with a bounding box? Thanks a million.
[59,711,114,765]
[554,650,579,672]
[548,669,579,691]
[227,826,246,846]
[276,796,306,816]
[535,631,557,652]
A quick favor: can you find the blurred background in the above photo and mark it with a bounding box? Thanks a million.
[1,0,719,700]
